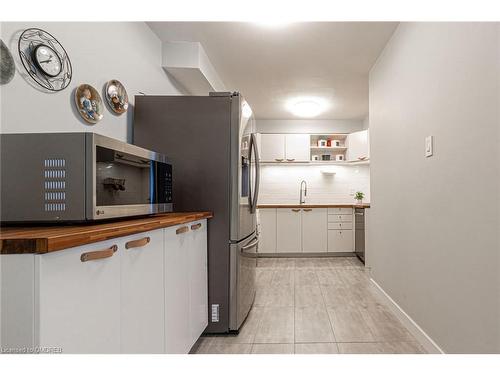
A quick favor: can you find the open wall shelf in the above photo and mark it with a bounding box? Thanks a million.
[310,134,348,162]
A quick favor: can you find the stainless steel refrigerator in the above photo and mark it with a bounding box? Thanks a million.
[133,92,260,333]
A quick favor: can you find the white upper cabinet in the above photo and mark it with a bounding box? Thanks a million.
[346,129,370,161]
[259,134,286,162]
[259,134,310,162]
[284,134,310,162]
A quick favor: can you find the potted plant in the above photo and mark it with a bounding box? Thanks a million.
[354,191,364,204]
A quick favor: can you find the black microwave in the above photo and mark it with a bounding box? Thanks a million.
[0,133,172,223]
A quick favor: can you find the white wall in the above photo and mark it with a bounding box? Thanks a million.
[369,23,500,353]
[256,119,364,134]
[258,164,370,204]
[362,116,369,130]
[0,22,184,142]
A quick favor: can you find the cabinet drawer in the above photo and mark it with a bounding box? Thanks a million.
[327,230,353,252]
[328,214,353,223]
[327,207,353,215]
[328,222,353,230]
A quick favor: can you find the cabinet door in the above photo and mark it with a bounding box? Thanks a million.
[164,224,192,354]
[285,134,310,162]
[347,129,370,161]
[120,229,165,353]
[36,239,121,353]
[302,208,327,253]
[328,230,354,252]
[258,208,277,253]
[259,134,285,162]
[188,220,208,348]
[276,208,302,253]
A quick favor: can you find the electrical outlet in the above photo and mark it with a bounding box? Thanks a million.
[349,189,355,196]
[211,304,219,322]
[425,136,433,157]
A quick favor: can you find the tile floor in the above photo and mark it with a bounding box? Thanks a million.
[192,257,426,354]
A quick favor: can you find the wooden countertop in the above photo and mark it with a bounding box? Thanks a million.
[257,203,371,209]
[0,212,213,255]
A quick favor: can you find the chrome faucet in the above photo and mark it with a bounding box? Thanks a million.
[300,180,307,204]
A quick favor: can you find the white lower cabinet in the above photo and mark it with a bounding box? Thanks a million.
[1,219,208,354]
[258,208,277,253]
[301,208,327,253]
[259,207,354,254]
[37,239,121,354]
[164,224,192,354]
[164,220,208,354]
[187,220,208,349]
[120,229,165,354]
[276,208,302,253]
[328,230,353,252]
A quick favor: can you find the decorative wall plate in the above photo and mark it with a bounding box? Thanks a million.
[75,84,103,124]
[104,79,129,114]
[0,40,15,84]
[18,28,72,91]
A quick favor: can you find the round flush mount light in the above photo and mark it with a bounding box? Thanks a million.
[286,97,327,118]
[255,21,291,28]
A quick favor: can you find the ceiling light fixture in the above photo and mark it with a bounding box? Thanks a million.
[286,97,327,118]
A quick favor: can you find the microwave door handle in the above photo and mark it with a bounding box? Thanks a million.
[250,133,260,214]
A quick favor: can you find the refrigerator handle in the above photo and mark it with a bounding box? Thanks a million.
[241,236,259,251]
[250,133,260,213]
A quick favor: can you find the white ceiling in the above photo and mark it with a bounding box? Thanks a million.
[148,22,398,120]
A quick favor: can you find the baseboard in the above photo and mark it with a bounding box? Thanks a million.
[369,278,445,354]
[257,252,356,258]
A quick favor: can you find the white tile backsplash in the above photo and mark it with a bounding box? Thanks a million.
[258,164,370,204]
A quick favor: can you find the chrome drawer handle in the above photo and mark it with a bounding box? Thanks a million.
[176,226,189,235]
[81,245,117,262]
[303,208,312,212]
[191,223,202,230]
[275,158,284,162]
[292,209,301,212]
[125,237,150,249]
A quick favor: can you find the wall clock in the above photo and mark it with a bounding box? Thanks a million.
[18,28,72,92]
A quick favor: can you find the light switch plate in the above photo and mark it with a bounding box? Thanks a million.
[425,136,433,157]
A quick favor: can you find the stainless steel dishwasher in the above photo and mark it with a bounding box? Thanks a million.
[354,208,365,263]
